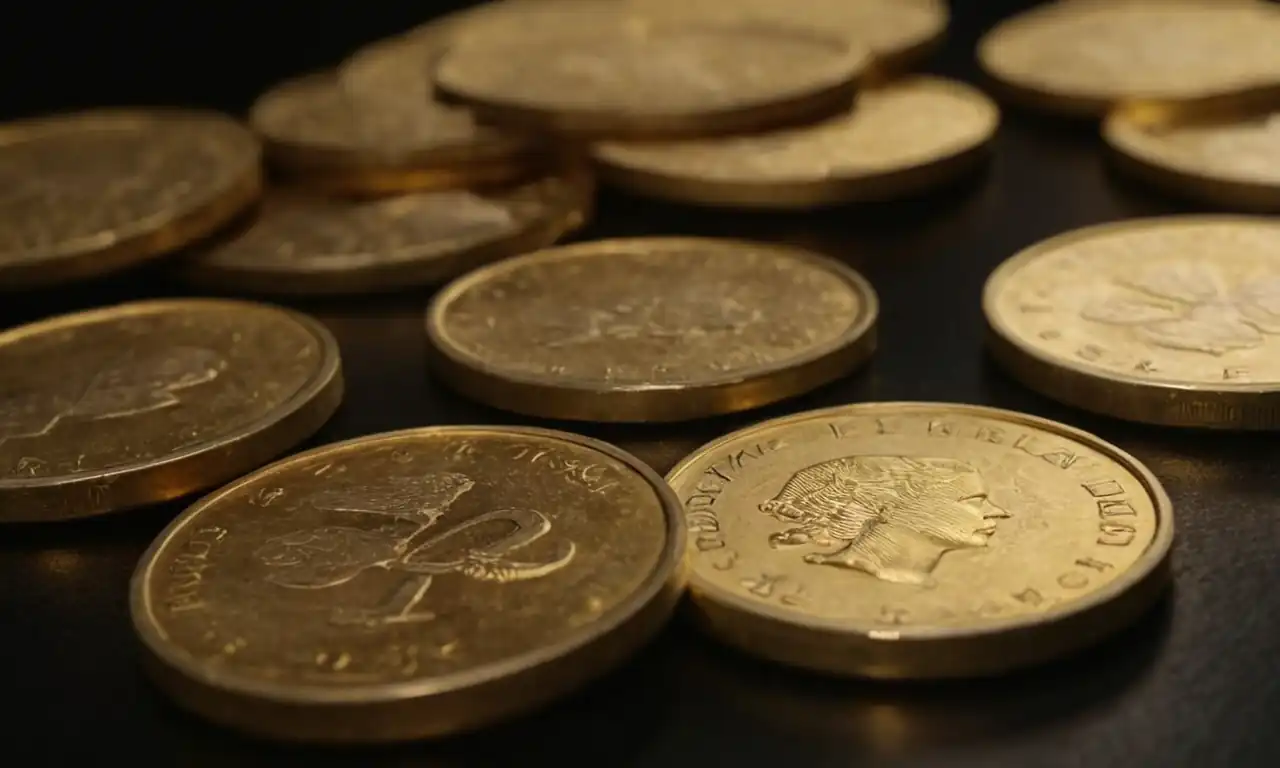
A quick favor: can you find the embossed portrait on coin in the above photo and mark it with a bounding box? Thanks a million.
[0,346,226,447]
[760,456,1010,587]
[254,471,576,627]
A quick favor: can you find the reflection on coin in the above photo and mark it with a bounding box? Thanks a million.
[426,237,878,422]
[1105,97,1280,211]
[593,76,998,208]
[985,216,1280,429]
[131,426,684,742]
[0,300,342,522]
[0,110,260,287]
[433,23,868,139]
[183,170,593,295]
[978,0,1280,117]
[667,402,1174,678]
[250,71,529,193]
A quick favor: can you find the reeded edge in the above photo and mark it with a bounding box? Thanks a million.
[424,237,880,423]
[983,215,1280,429]
[0,299,344,522]
[666,401,1176,678]
[591,77,999,209]
[0,108,262,288]
[129,426,687,742]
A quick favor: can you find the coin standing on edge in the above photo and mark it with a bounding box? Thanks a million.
[0,300,343,522]
[985,216,1280,429]
[433,23,869,139]
[978,0,1280,117]
[425,237,878,422]
[1104,96,1280,211]
[667,402,1174,679]
[0,110,261,288]
[593,76,998,208]
[131,426,685,742]
[182,168,593,295]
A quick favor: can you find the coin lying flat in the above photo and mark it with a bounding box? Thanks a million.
[978,0,1280,117]
[182,169,593,295]
[1105,96,1280,211]
[985,216,1280,429]
[667,402,1174,678]
[433,23,868,139]
[250,71,530,194]
[0,110,260,287]
[593,76,998,208]
[426,237,878,422]
[131,426,684,742]
[0,300,342,522]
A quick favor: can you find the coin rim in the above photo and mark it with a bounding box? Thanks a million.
[424,236,879,422]
[130,425,687,708]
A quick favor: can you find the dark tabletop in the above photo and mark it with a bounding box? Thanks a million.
[3,1,1278,766]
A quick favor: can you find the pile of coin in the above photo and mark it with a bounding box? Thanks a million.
[14,0,1280,747]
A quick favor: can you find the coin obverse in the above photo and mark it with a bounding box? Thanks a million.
[0,109,261,287]
[131,426,685,742]
[425,237,879,422]
[666,402,1174,679]
[0,300,343,522]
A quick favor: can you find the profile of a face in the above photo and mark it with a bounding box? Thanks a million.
[759,455,1011,587]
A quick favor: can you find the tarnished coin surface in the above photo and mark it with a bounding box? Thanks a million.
[0,300,342,521]
[425,237,878,422]
[978,0,1280,116]
[593,76,998,208]
[183,170,592,295]
[131,426,684,742]
[985,216,1280,429]
[667,402,1174,678]
[1105,98,1280,211]
[0,110,260,287]
[433,23,868,139]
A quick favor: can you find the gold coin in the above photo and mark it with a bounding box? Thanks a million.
[592,76,998,209]
[666,402,1174,678]
[425,237,878,422]
[249,71,530,194]
[182,169,593,295]
[130,426,684,742]
[978,0,1280,117]
[0,300,342,522]
[433,23,869,139]
[985,216,1280,429]
[0,109,260,288]
[1104,94,1280,211]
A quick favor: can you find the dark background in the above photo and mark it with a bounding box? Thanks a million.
[3,1,1279,765]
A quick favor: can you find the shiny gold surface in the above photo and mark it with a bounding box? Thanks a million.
[978,0,1280,117]
[182,168,593,295]
[593,76,998,208]
[0,300,343,522]
[985,216,1280,429]
[131,426,685,742]
[0,109,260,287]
[667,402,1174,678]
[425,237,878,422]
[433,23,867,139]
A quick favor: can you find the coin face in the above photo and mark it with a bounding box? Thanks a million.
[667,402,1173,678]
[0,300,342,521]
[593,76,998,208]
[433,23,867,138]
[131,426,684,742]
[0,110,261,287]
[979,0,1280,116]
[985,216,1280,428]
[426,237,878,422]
[183,171,591,295]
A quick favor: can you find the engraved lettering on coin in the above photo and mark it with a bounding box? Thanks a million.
[760,456,1011,587]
